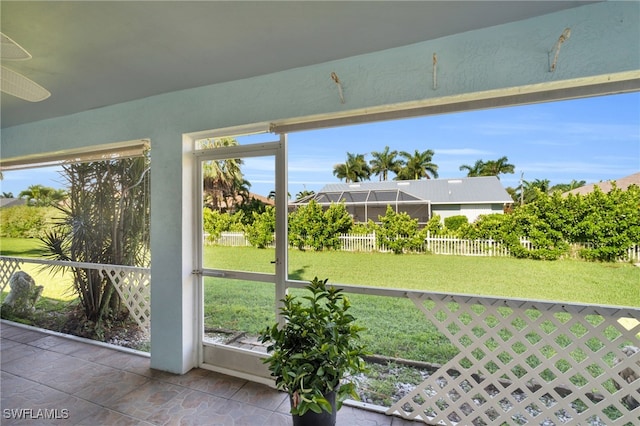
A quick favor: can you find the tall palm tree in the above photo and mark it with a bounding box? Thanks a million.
[459,159,485,177]
[369,146,401,181]
[333,152,371,183]
[481,156,515,179]
[200,137,248,212]
[460,157,515,179]
[18,184,67,206]
[395,149,438,180]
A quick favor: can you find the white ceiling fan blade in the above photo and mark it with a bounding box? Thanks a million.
[1,66,50,102]
[1,32,32,60]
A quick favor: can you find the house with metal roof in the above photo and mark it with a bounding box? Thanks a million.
[292,176,513,224]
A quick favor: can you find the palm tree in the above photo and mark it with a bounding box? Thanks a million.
[200,137,248,212]
[550,179,586,193]
[460,157,515,179]
[395,149,438,180]
[481,156,515,179]
[369,146,401,181]
[459,159,485,177]
[333,152,371,183]
[295,189,315,201]
[18,184,67,206]
[521,178,551,204]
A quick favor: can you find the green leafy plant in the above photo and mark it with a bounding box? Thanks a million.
[377,205,423,254]
[0,205,60,238]
[444,215,469,232]
[245,206,275,248]
[259,277,367,416]
[288,200,353,251]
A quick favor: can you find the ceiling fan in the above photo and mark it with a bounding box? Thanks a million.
[1,32,50,102]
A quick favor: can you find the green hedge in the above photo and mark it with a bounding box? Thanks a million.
[0,205,61,238]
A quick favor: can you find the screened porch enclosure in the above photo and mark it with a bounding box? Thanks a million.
[295,188,431,224]
[2,2,638,424]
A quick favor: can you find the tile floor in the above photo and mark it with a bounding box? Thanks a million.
[1,321,418,425]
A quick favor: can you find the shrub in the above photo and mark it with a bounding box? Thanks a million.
[423,214,443,235]
[0,205,60,238]
[444,215,468,232]
[377,206,423,254]
[288,200,353,251]
[461,214,506,240]
[245,206,275,249]
[203,208,244,242]
[351,220,379,235]
[571,185,640,261]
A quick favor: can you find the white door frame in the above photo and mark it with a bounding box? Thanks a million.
[193,134,287,384]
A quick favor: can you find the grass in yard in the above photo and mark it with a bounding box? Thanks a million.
[201,245,639,363]
[208,246,640,307]
[0,237,46,257]
[0,238,74,302]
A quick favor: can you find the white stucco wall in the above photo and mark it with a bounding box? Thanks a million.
[1,2,638,374]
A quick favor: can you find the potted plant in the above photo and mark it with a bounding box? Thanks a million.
[259,277,367,426]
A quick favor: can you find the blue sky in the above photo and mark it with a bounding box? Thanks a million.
[1,92,638,199]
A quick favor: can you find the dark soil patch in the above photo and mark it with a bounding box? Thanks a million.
[1,300,149,351]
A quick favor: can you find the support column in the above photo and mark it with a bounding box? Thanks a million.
[149,133,196,374]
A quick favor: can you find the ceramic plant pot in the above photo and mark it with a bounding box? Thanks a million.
[290,391,336,426]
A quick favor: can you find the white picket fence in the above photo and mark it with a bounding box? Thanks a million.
[212,231,640,261]
[339,232,521,257]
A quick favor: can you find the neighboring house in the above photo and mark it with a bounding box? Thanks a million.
[0,198,26,208]
[291,176,513,224]
[564,172,640,196]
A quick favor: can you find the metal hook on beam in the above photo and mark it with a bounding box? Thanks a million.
[331,72,345,104]
[550,28,571,72]
[432,53,438,90]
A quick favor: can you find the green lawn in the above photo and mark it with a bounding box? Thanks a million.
[0,237,46,257]
[202,246,639,363]
[0,237,74,301]
[206,246,640,307]
[6,238,636,306]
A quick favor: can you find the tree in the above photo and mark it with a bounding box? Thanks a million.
[18,184,67,206]
[1,192,14,198]
[459,160,485,177]
[369,146,401,181]
[333,152,371,183]
[200,137,249,212]
[550,180,586,193]
[395,149,438,180]
[40,155,150,330]
[521,179,551,204]
[294,189,315,201]
[481,156,515,179]
[377,205,424,254]
[245,206,276,249]
[288,200,353,251]
[459,156,515,179]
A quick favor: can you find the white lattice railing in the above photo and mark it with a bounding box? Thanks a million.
[386,292,640,425]
[0,256,150,330]
[281,279,640,425]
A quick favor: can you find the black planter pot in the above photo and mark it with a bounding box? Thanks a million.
[290,391,337,426]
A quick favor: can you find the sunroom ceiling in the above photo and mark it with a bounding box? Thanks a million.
[0,1,596,128]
